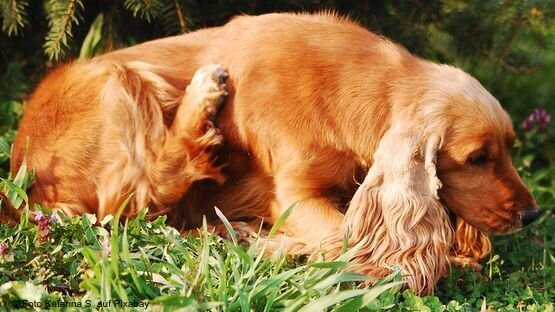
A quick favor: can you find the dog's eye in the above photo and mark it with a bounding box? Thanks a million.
[468,152,488,165]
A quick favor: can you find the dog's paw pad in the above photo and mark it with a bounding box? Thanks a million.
[190,64,228,86]
[184,64,229,132]
[178,64,229,135]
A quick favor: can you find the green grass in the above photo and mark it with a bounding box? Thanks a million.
[0,165,553,311]
[0,205,407,311]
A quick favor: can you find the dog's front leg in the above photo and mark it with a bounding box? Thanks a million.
[268,165,345,253]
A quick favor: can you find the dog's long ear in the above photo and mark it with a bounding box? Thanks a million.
[343,121,453,295]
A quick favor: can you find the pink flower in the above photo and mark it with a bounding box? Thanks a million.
[520,109,552,132]
[102,236,111,256]
[33,211,45,221]
[33,211,53,243]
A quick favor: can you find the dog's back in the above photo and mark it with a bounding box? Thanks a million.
[12,12,401,218]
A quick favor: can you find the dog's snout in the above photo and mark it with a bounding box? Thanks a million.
[520,209,541,226]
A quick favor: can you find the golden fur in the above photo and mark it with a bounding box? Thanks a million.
[7,13,537,294]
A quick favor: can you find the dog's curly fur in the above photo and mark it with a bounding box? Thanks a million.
[7,12,537,294]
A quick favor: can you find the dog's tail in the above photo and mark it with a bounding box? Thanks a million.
[96,61,182,219]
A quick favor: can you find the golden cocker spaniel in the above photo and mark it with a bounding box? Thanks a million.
[6,12,540,294]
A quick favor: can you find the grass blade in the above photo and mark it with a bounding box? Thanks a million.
[334,281,404,312]
[268,203,296,238]
[214,205,238,245]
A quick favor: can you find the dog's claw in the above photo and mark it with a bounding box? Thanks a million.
[214,66,229,84]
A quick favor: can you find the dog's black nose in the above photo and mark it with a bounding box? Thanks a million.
[520,209,541,226]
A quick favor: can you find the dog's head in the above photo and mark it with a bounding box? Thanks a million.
[344,63,538,293]
[422,65,539,235]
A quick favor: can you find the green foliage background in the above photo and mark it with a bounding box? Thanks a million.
[0,0,554,311]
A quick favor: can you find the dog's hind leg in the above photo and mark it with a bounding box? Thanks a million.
[151,65,228,208]
[96,63,228,219]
